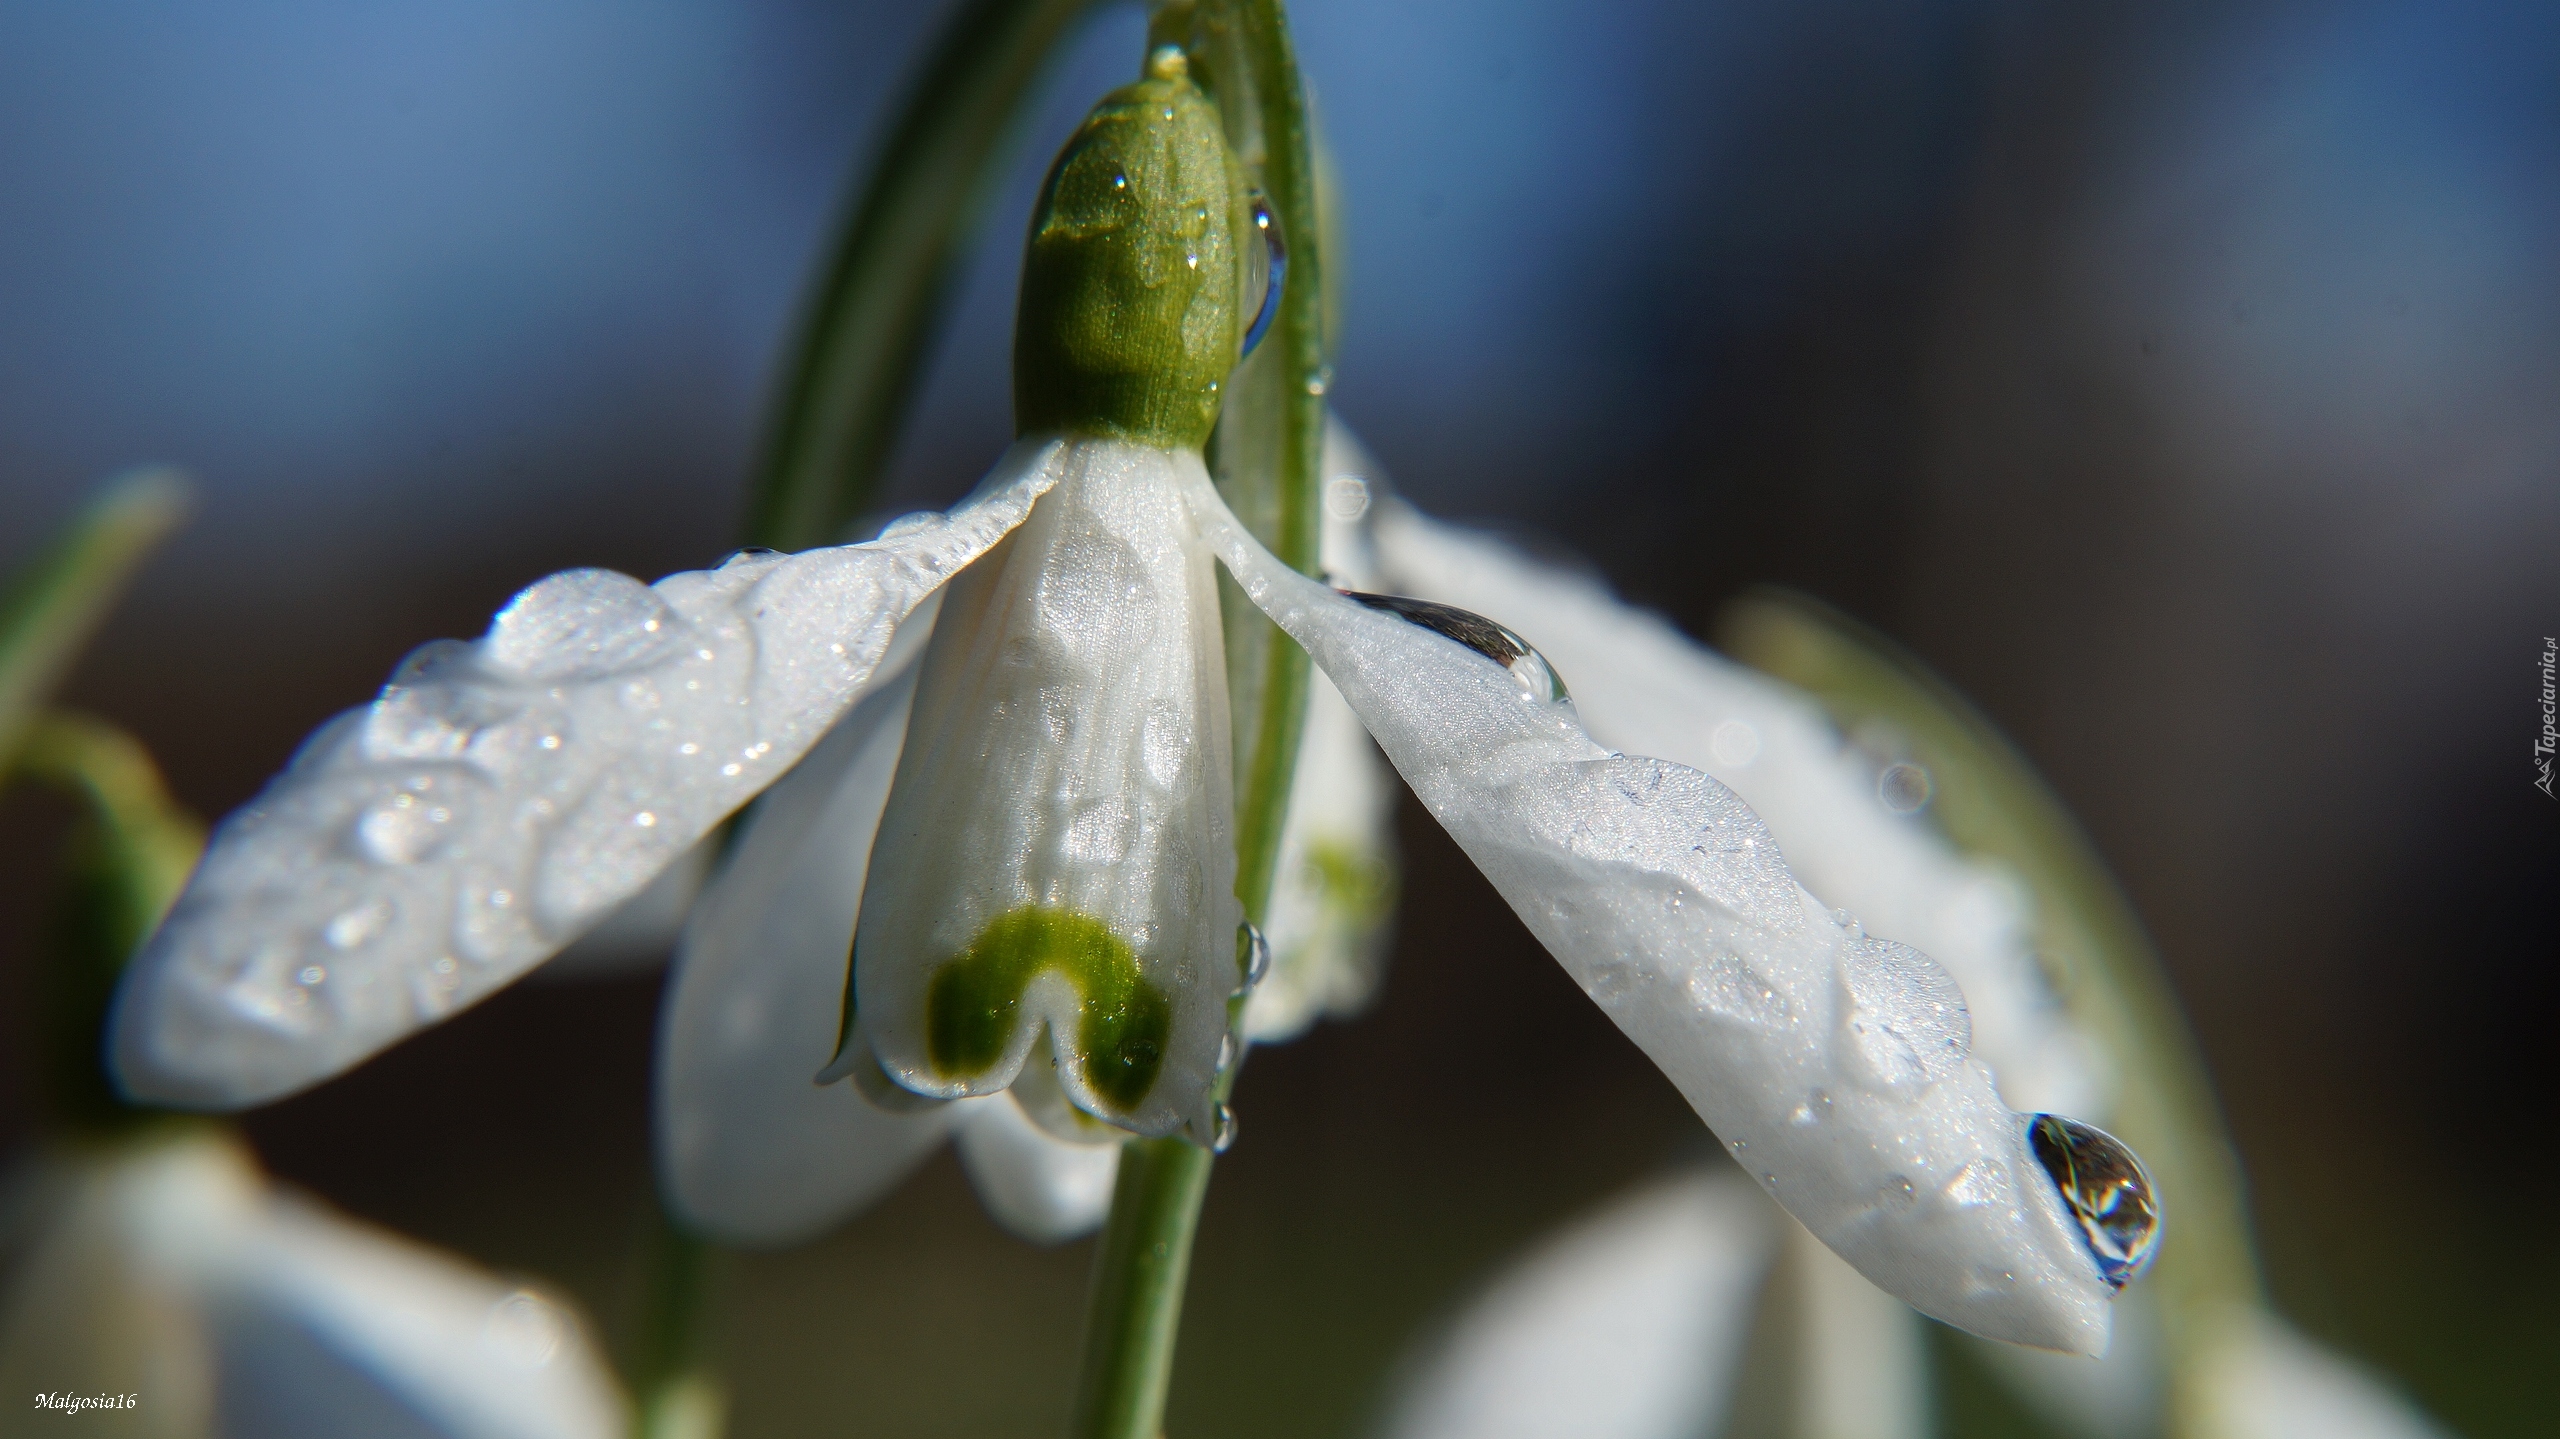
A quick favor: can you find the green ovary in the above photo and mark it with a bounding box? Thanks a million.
[925,906,1173,1112]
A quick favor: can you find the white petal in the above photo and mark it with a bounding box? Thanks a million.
[535,837,712,980]
[1787,1215,1931,1439]
[950,1093,1122,1245]
[210,1201,625,1438]
[0,1146,214,1435]
[2,1132,625,1439]
[655,598,956,1246]
[1371,501,2104,1120]
[1190,474,2116,1353]
[111,439,1067,1109]
[2207,1316,2459,1439]
[1967,1283,2166,1439]
[1380,1171,1773,1439]
[853,439,1240,1141]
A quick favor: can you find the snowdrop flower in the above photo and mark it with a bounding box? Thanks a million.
[660,472,1395,1247]
[0,1127,623,1439]
[108,50,2145,1351]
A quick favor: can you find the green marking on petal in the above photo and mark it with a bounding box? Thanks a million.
[926,906,1173,1112]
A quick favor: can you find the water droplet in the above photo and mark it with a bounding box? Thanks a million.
[1880,1174,1918,1207]
[1340,593,1570,702]
[1878,762,1932,813]
[481,1290,565,1369]
[1216,1032,1238,1073]
[324,901,390,951]
[634,811,658,828]
[1241,190,1287,358]
[1211,1103,1239,1153]
[1234,921,1271,993]
[2030,1115,2160,1289]
[1145,44,1187,81]
[1830,907,1865,939]
[1305,363,1334,397]
[295,964,327,987]
[1323,475,1370,521]
[1838,936,1970,1089]
[1944,1157,2009,1208]
[718,547,781,567]
[1709,718,1760,767]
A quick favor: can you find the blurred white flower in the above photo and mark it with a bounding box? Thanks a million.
[0,1127,623,1439]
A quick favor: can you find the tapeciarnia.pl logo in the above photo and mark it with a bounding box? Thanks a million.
[2537,636,2556,800]
[31,1392,138,1415]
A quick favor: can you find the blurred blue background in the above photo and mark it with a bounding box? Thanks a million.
[2,2,2555,1435]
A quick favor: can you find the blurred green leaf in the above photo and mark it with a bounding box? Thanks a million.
[743,0,1109,551]
[0,469,191,766]
[9,711,205,1133]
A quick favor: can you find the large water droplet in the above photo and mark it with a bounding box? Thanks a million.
[2030,1115,2160,1290]
[1241,190,1287,359]
[1341,592,1570,702]
[485,569,685,682]
[1211,1103,1239,1153]
[1234,921,1271,993]
[1878,762,1933,813]
[1838,936,1970,1089]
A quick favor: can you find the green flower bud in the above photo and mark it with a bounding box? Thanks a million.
[1013,48,1249,451]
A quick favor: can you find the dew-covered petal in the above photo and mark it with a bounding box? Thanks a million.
[655,604,956,1246]
[851,440,1240,1141]
[110,441,1067,1110]
[1370,499,2103,1120]
[1381,1171,1773,1439]
[1191,474,2117,1353]
[950,1093,1122,1245]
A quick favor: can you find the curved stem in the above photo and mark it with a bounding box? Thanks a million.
[743,0,1110,551]
[1069,4,1322,1437]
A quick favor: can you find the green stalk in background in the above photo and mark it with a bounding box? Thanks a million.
[8,710,205,1134]
[743,0,1110,551]
[629,1214,725,1439]
[1070,6,1326,1439]
[0,469,191,767]
[1720,590,2263,1439]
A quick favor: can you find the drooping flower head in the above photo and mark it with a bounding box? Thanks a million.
[108,42,2154,1355]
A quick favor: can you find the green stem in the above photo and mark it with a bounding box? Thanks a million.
[1719,590,2262,1439]
[1068,1138,1215,1439]
[1069,5,1322,1437]
[742,0,1110,552]
[630,1210,726,1439]
[0,470,191,766]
